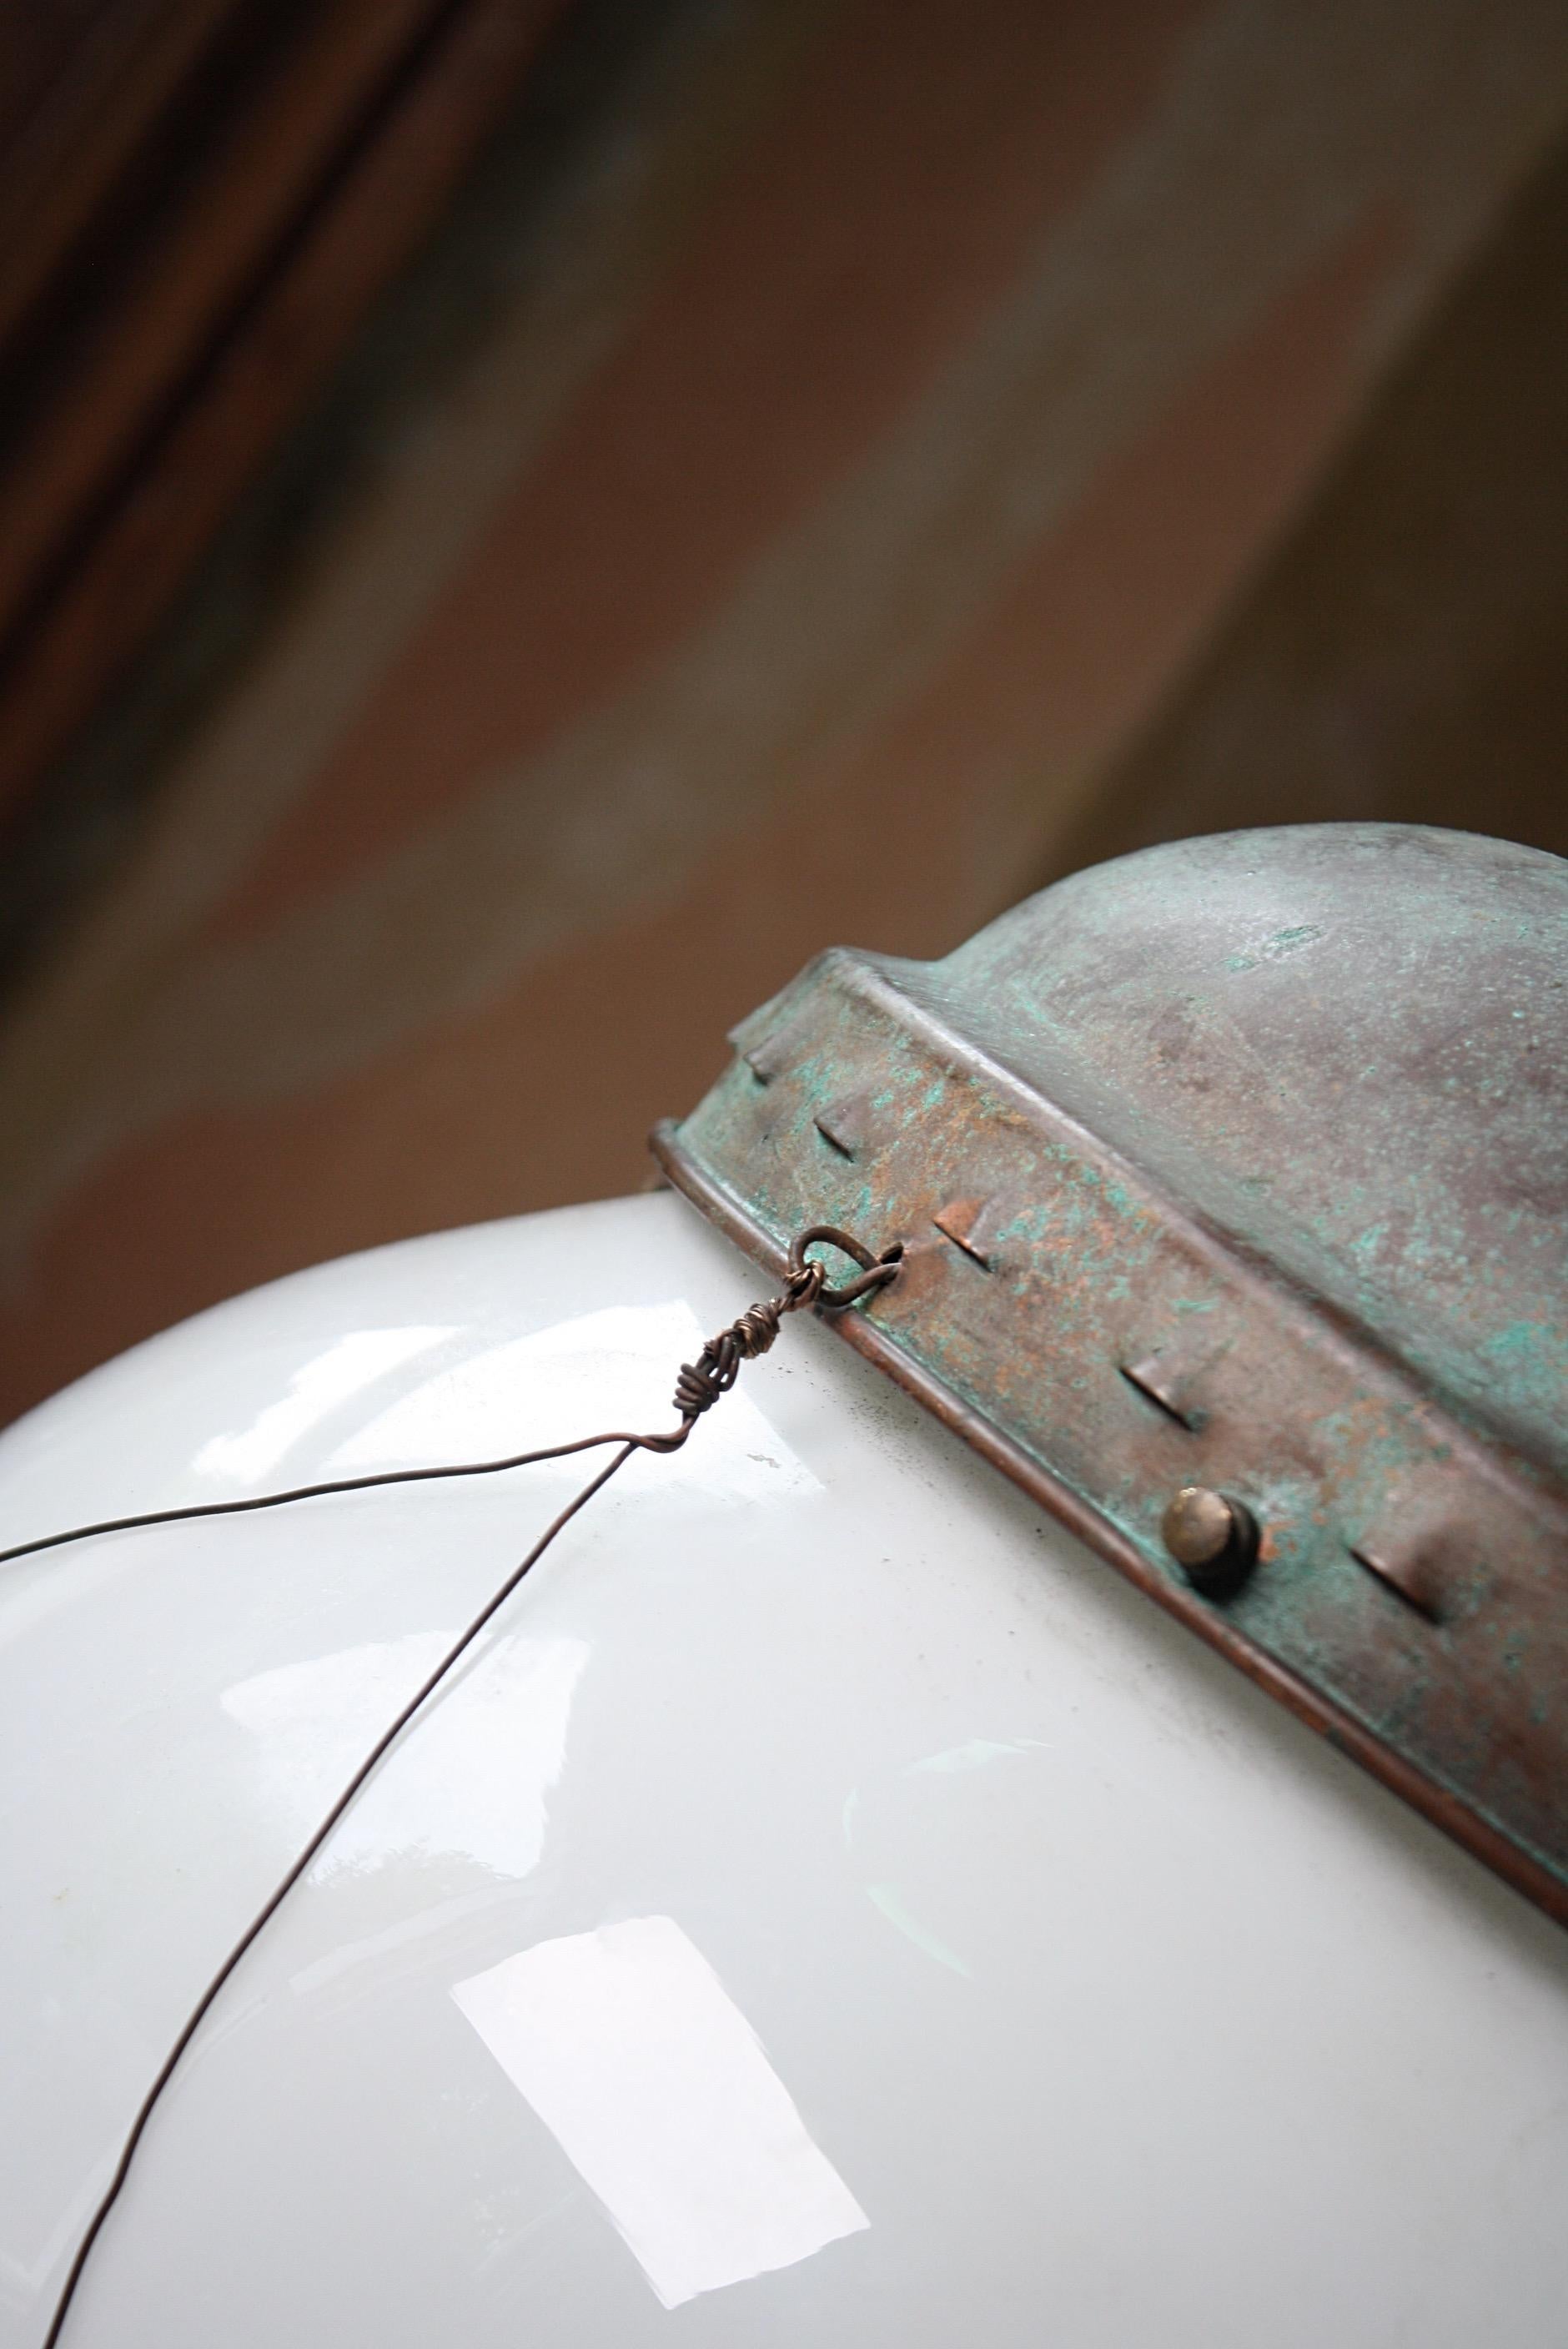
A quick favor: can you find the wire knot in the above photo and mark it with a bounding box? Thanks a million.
[26,1206,897,2348]
[672,1259,829,1420]
[671,1226,901,1422]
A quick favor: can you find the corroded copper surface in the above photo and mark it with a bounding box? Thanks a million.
[655,825,1568,1926]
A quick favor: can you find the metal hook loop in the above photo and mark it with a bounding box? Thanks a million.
[787,1224,902,1310]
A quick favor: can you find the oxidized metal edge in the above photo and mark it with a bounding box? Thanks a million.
[649,1035,1568,1933]
[647,906,1568,1935]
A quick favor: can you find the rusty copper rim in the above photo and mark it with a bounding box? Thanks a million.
[650,1116,1568,1932]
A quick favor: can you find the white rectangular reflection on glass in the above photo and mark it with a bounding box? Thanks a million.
[452,1915,868,2308]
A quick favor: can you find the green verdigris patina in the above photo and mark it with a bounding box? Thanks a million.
[654,824,1568,1928]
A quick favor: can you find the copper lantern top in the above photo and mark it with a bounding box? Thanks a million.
[652,823,1568,1926]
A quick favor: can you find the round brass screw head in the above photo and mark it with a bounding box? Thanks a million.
[1162,1486,1258,1592]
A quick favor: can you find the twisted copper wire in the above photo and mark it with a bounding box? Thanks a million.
[29,1223,897,2348]
[672,1262,824,1419]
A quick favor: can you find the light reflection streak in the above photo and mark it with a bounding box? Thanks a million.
[453,1916,867,2306]
[222,1632,588,1879]
[193,1326,458,1482]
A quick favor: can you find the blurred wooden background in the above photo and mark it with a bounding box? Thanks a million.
[2,0,1566,1424]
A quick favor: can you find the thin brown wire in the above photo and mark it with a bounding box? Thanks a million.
[3,1245,903,1568]
[31,1227,899,2344]
[40,1442,633,2349]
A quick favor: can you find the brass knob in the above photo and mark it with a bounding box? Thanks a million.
[1162,1486,1259,1594]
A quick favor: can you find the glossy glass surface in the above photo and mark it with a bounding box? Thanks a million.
[3,1194,1566,2346]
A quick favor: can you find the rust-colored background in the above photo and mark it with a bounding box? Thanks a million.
[2,0,1566,1426]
